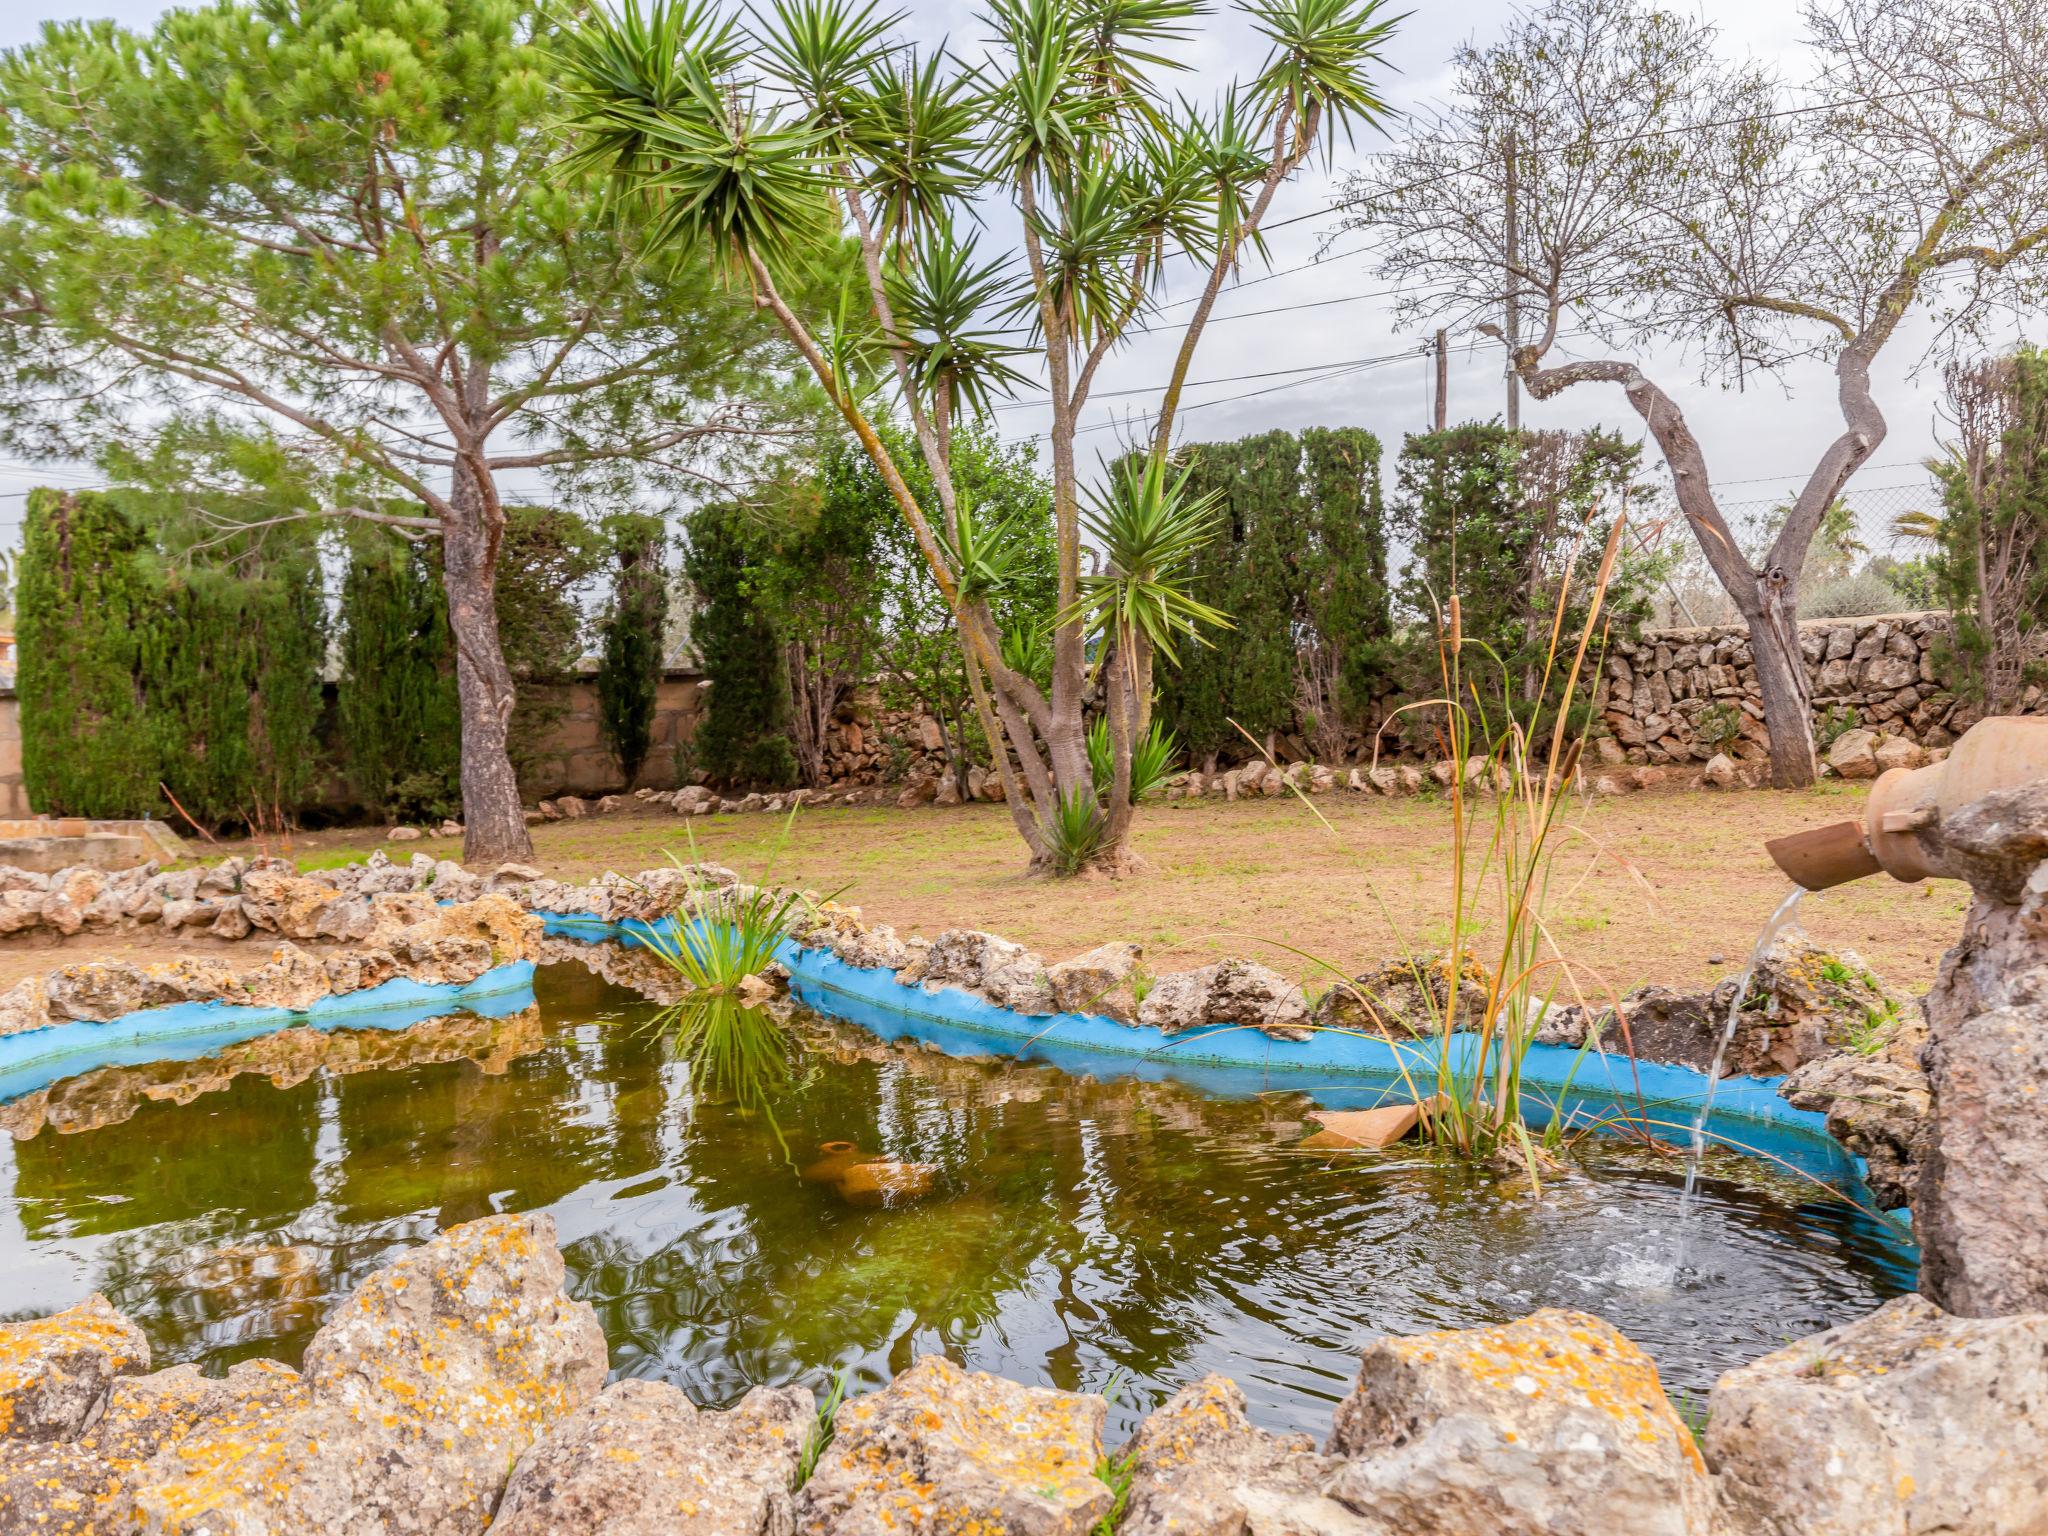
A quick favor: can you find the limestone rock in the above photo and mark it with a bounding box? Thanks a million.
[40,869,105,936]
[496,1378,812,1536]
[1324,1309,1714,1536]
[1703,752,1738,788]
[1315,953,1488,1038]
[132,1213,607,1535]
[237,870,347,939]
[900,928,1054,1014]
[933,774,964,806]
[1135,966,1212,1033]
[1204,958,1313,1040]
[1825,728,1880,779]
[1045,941,1143,1024]
[208,899,254,940]
[895,777,938,809]
[796,1356,1110,1536]
[0,1359,304,1533]
[0,1294,149,1443]
[1707,1294,2048,1536]
[237,943,334,1011]
[42,962,151,1024]
[0,889,43,935]
[0,978,50,1039]
[1780,1039,1929,1210]
[1871,735,1927,774]
[1121,1375,1370,1536]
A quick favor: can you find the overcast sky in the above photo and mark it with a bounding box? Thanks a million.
[0,0,2027,549]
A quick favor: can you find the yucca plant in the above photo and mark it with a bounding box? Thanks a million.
[1086,716,1184,802]
[559,0,1396,876]
[1044,788,1107,875]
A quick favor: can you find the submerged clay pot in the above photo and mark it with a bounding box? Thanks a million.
[799,1141,871,1186]
[832,1161,939,1209]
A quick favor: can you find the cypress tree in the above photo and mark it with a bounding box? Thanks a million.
[596,513,669,787]
[338,531,463,821]
[1300,426,1392,722]
[1223,431,1303,749]
[684,502,797,788]
[17,490,158,817]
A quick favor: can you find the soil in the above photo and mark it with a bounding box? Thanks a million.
[140,780,1974,999]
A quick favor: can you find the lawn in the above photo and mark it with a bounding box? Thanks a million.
[234,781,1970,999]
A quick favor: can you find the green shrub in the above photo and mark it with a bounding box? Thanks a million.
[597,513,668,786]
[17,489,325,826]
[337,530,463,822]
[1805,569,1908,618]
[685,502,797,788]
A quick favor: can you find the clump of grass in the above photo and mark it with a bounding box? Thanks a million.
[1045,790,1107,876]
[638,816,811,993]
[1233,516,1638,1187]
[1091,1448,1136,1534]
[1671,1391,1709,1446]
[796,1366,851,1487]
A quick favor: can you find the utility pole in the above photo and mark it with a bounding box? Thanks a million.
[1503,127,1521,432]
[1433,328,1448,431]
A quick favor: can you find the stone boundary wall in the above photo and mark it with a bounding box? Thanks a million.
[1598,610,2046,767]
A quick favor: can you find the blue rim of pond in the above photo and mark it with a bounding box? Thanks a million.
[0,962,538,1100]
[0,908,1917,1257]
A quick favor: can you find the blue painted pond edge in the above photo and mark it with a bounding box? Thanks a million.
[0,961,538,1101]
[0,906,1914,1250]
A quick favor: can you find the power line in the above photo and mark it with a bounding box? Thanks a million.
[992,343,1431,412]
[1258,68,2021,236]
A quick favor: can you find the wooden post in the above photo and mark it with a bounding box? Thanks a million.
[1503,128,1521,432]
[1433,328,1448,431]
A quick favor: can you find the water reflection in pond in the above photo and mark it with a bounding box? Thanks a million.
[0,959,1913,1438]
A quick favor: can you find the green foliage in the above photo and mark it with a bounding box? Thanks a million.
[1815,704,1861,753]
[18,491,161,818]
[641,857,808,991]
[17,489,325,826]
[338,533,463,823]
[1068,454,1231,660]
[1927,346,2048,711]
[1693,700,1744,756]
[1044,789,1107,876]
[820,421,1057,774]
[597,514,670,786]
[1390,424,1658,743]
[1151,428,1390,760]
[686,502,800,789]
[1087,717,1184,802]
[1805,569,1908,619]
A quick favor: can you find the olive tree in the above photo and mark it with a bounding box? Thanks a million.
[1340,0,2048,786]
[561,0,1396,873]
[0,0,796,858]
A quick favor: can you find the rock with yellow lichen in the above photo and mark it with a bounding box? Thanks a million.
[128,1212,607,1535]
[494,1377,812,1535]
[0,1293,149,1443]
[0,1359,304,1534]
[1324,1308,1715,1536]
[1119,1374,1378,1536]
[795,1355,1112,1536]
[1706,1293,2048,1536]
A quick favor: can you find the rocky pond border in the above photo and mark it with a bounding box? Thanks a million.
[0,850,1920,1216]
[2,798,2043,1534]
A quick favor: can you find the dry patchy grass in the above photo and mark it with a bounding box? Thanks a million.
[228,780,1967,997]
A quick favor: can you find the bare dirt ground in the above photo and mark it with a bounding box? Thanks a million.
[154,780,1971,999]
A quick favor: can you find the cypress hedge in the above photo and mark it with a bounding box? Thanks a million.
[595,513,668,787]
[18,489,326,825]
[337,530,463,823]
[684,501,797,788]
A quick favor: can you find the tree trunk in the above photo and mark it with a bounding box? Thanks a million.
[1742,579,1817,787]
[443,467,534,863]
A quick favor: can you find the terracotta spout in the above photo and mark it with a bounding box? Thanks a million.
[1766,819,1882,891]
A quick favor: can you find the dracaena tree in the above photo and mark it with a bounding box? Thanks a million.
[560,0,1396,873]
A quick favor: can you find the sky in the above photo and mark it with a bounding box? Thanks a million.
[0,0,2024,553]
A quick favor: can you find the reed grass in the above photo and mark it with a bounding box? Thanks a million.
[1235,516,1640,1185]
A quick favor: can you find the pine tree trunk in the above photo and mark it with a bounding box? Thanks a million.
[443,467,534,863]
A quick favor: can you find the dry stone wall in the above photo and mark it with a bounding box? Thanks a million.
[1598,611,2044,768]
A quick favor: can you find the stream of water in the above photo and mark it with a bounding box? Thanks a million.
[1680,886,1810,1217]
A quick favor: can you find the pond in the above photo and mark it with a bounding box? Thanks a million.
[0,956,1914,1439]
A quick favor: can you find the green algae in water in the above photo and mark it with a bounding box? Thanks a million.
[0,960,1912,1438]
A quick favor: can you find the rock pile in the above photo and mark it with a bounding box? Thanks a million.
[6,1220,2042,1535]
[0,884,545,1042]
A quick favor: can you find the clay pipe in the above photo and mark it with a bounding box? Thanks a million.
[1766,820,1883,892]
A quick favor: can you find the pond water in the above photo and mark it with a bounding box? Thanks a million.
[0,956,1914,1438]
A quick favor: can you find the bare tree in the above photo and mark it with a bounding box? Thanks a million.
[1342,0,2048,785]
